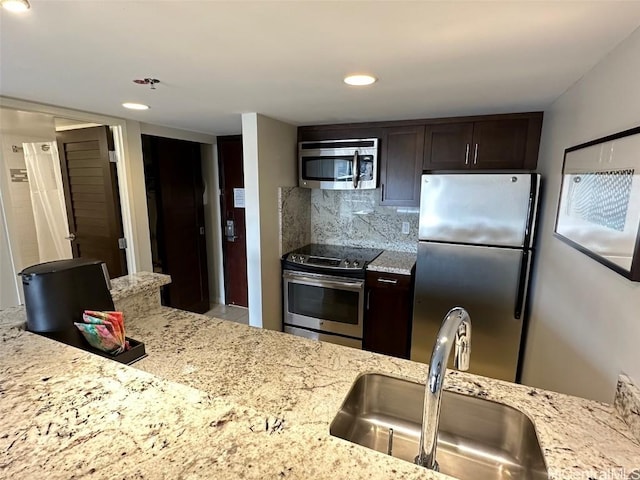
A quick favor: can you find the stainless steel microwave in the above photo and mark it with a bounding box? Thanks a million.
[298,138,378,190]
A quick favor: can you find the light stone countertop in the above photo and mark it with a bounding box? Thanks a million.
[367,250,417,275]
[109,271,171,302]
[615,374,640,443]
[0,310,450,480]
[1,283,639,479]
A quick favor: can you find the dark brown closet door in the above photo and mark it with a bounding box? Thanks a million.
[144,135,210,313]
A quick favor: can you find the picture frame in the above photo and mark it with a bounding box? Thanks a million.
[554,125,640,281]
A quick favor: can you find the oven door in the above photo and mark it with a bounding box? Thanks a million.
[283,270,364,339]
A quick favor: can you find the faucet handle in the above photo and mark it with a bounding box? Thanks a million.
[454,322,471,371]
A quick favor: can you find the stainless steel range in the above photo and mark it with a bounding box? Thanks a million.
[282,244,383,349]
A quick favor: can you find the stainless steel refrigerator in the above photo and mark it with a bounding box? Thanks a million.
[411,173,541,382]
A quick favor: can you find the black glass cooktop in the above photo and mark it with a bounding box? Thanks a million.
[283,243,382,271]
[287,244,383,263]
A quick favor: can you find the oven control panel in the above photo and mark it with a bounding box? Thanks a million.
[286,254,362,269]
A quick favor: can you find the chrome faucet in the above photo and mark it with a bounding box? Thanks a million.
[415,307,471,471]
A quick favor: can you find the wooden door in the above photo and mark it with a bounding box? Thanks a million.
[57,126,127,278]
[471,119,529,169]
[217,135,248,307]
[423,122,474,170]
[143,135,209,313]
[380,126,425,207]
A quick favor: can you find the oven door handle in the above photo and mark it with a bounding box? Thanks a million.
[283,271,363,291]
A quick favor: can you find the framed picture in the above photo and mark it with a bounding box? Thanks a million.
[555,125,640,281]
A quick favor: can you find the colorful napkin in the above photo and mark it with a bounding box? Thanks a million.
[75,311,130,355]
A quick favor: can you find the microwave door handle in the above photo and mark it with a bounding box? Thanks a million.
[352,151,359,188]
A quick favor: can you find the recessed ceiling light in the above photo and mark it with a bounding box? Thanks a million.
[122,102,149,111]
[1,0,31,12]
[344,74,377,86]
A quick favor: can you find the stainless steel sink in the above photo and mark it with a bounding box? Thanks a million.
[330,373,548,480]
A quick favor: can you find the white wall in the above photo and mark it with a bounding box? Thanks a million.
[522,27,640,402]
[242,113,297,330]
[117,120,153,274]
[201,143,225,305]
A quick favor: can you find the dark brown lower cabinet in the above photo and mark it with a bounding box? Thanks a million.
[363,270,415,359]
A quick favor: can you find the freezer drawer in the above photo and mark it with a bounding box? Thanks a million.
[418,173,539,248]
[411,242,531,382]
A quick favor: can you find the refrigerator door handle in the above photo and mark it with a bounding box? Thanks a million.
[523,173,540,249]
[514,250,531,320]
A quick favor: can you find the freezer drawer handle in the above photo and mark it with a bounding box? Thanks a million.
[514,250,530,320]
[377,278,398,284]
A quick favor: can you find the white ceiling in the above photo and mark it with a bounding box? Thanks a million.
[1,1,640,136]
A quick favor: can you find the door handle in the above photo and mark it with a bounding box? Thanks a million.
[514,250,530,320]
[377,278,398,284]
[225,219,237,241]
[473,143,479,165]
[464,143,470,165]
[65,233,76,241]
[352,151,359,189]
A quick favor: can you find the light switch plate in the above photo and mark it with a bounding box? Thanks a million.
[402,221,410,234]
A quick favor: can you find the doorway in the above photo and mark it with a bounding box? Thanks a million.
[217,135,248,307]
[142,134,210,313]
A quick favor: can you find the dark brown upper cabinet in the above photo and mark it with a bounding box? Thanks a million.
[380,126,425,206]
[423,114,542,171]
[423,122,474,170]
[471,118,529,169]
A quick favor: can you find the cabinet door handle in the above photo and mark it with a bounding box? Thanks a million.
[473,143,479,165]
[366,291,371,310]
[464,143,470,165]
[377,278,398,284]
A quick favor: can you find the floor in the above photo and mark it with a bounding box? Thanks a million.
[204,304,249,325]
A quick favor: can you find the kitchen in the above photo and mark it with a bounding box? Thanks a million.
[1,1,640,478]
